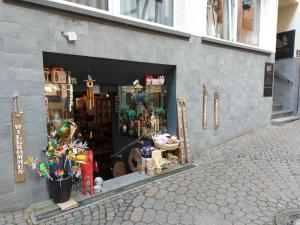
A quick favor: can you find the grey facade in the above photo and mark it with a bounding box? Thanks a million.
[0,1,273,211]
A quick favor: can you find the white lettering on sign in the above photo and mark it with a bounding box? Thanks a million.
[14,123,24,175]
[145,75,165,86]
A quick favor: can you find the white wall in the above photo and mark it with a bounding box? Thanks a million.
[259,0,279,52]
[277,3,300,56]
[177,0,278,52]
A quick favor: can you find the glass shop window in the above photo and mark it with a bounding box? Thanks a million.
[118,80,167,137]
[207,0,261,46]
[64,0,108,11]
[120,0,174,26]
[44,68,74,129]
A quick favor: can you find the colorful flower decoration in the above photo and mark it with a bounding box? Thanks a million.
[25,120,90,182]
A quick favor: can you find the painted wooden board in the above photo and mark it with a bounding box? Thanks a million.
[13,111,25,183]
[177,97,191,164]
[214,91,220,129]
[202,86,208,129]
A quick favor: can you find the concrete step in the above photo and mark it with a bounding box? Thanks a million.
[272,104,283,111]
[271,110,293,119]
[271,116,300,126]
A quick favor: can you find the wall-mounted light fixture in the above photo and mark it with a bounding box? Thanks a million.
[61,31,78,42]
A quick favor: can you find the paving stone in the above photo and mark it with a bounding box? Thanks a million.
[4,121,300,224]
[130,207,144,223]
[142,209,155,223]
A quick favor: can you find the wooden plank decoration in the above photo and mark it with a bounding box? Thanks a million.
[214,90,220,129]
[180,98,192,164]
[177,97,191,164]
[202,85,208,129]
[12,95,25,183]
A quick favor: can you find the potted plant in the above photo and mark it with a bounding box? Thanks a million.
[155,107,166,117]
[26,120,89,204]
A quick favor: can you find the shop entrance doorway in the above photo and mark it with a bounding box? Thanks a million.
[74,92,114,180]
[43,52,177,183]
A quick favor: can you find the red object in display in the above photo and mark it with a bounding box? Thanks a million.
[81,150,94,195]
[145,74,153,85]
[93,160,100,173]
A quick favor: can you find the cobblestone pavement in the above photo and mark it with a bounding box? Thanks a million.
[2,121,300,225]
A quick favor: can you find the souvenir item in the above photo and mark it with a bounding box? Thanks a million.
[26,120,90,203]
[81,150,94,195]
[51,68,67,84]
[128,148,142,172]
[84,75,96,110]
[94,177,103,193]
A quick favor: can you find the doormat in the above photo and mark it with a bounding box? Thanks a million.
[31,164,196,224]
[57,198,78,211]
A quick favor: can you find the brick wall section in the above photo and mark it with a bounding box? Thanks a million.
[0,1,273,211]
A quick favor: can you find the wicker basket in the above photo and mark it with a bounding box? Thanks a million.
[153,142,179,151]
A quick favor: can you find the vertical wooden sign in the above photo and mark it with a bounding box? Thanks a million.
[177,98,191,164]
[13,95,25,183]
[202,85,208,129]
[214,91,220,129]
[177,98,186,164]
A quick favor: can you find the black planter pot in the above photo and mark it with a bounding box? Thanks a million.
[48,175,72,204]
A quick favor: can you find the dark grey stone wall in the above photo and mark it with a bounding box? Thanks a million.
[0,0,273,211]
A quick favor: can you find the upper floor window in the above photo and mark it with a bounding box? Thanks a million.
[207,0,261,46]
[65,0,109,10]
[120,0,173,26]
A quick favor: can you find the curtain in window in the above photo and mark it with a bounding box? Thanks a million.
[207,0,230,40]
[65,0,108,10]
[237,0,260,46]
[120,0,173,26]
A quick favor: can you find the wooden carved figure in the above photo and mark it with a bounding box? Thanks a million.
[81,150,94,195]
[84,75,96,110]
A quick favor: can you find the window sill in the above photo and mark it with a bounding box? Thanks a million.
[17,0,191,39]
[201,36,273,54]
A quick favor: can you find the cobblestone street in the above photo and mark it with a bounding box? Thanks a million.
[2,120,300,225]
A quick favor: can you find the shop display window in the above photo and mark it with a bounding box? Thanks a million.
[118,84,167,137]
[207,0,261,46]
[44,68,74,128]
[120,0,174,26]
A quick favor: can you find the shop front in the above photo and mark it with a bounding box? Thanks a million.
[38,52,190,205]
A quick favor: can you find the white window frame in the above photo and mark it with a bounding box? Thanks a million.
[116,0,176,29]
[51,0,176,29]
[207,0,262,46]
[52,0,112,15]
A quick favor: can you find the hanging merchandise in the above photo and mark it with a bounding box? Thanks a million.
[84,75,96,110]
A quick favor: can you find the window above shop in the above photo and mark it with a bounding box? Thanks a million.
[120,0,173,26]
[207,0,261,46]
[39,0,174,27]
[17,0,189,38]
[64,0,109,11]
